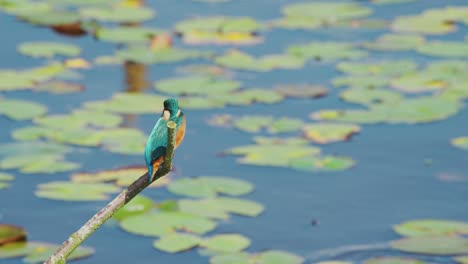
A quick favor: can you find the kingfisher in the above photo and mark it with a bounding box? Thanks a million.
[145,98,186,182]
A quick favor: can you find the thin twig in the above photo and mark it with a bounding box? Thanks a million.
[44,121,178,264]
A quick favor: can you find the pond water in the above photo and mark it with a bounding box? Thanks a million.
[0,0,468,264]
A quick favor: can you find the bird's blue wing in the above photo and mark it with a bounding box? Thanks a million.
[144,118,168,168]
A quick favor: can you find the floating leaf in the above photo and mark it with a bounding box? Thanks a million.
[274,85,328,98]
[168,176,253,198]
[288,42,367,61]
[0,98,47,121]
[336,60,417,76]
[391,236,468,255]
[19,10,80,26]
[113,196,154,221]
[200,234,250,253]
[391,9,459,35]
[364,257,424,264]
[71,166,158,187]
[117,47,212,64]
[452,137,468,150]
[256,250,304,264]
[394,220,468,237]
[210,253,250,264]
[362,34,425,51]
[0,172,14,190]
[215,50,304,72]
[340,87,402,106]
[155,76,241,95]
[416,41,468,58]
[34,81,84,94]
[178,197,263,220]
[79,6,154,22]
[455,256,468,264]
[120,211,216,236]
[84,93,166,114]
[290,156,355,172]
[18,42,80,58]
[153,233,201,253]
[233,116,273,133]
[303,123,360,144]
[333,75,389,89]
[35,181,120,201]
[0,225,26,246]
[96,27,163,44]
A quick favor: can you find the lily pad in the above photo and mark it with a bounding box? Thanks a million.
[71,166,157,187]
[215,50,305,72]
[178,197,264,219]
[274,85,328,98]
[155,76,241,95]
[120,211,217,236]
[256,250,304,264]
[0,225,26,246]
[153,233,201,253]
[96,27,163,44]
[333,75,389,89]
[0,241,94,263]
[455,256,468,264]
[34,81,84,94]
[364,257,424,264]
[200,234,250,253]
[0,172,14,190]
[336,60,417,76]
[303,123,360,144]
[168,176,254,198]
[290,155,355,172]
[394,220,468,237]
[79,6,154,23]
[451,137,468,150]
[19,10,81,26]
[84,93,166,114]
[391,13,455,35]
[416,41,468,58]
[17,42,80,58]
[362,34,425,51]
[35,181,120,201]
[210,253,250,264]
[391,235,468,255]
[340,87,402,106]
[0,98,47,121]
[233,115,273,133]
[117,46,212,65]
[288,42,367,61]
[113,195,154,221]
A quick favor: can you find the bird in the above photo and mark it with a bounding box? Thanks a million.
[145,98,186,182]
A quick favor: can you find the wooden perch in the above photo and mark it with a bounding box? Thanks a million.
[44,121,178,264]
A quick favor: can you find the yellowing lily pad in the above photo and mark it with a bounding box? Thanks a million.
[34,81,84,94]
[178,197,263,219]
[303,123,360,144]
[153,233,201,253]
[451,137,468,150]
[155,76,241,95]
[200,234,250,253]
[120,211,217,236]
[35,181,120,201]
[394,219,468,237]
[0,98,47,121]
[0,224,26,246]
[168,176,253,198]
[288,42,367,61]
[364,257,424,264]
[113,195,154,221]
[391,236,468,255]
[17,42,80,58]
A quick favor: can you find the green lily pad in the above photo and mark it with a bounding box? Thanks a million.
[268,118,305,134]
[96,27,163,44]
[84,92,166,114]
[177,64,232,78]
[340,87,402,106]
[120,211,217,237]
[391,13,455,35]
[274,85,328,98]
[332,75,389,89]
[0,172,14,190]
[416,41,468,58]
[233,115,273,133]
[336,60,417,76]
[19,10,80,26]
[18,42,80,58]
[34,109,122,129]
[34,81,84,94]
[168,176,253,198]
[391,236,468,255]
[153,233,201,253]
[276,2,371,29]
[79,6,154,23]
[71,166,148,186]
[0,241,94,263]
[452,137,468,150]
[0,63,66,91]
[288,42,367,61]
[117,46,212,65]
[35,181,120,201]
[200,234,250,253]
[215,50,305,72]
[113,195,154,221]
[394,220,468,237]
[226,137,321,168]
[209,114,303,134]
[0,98,47,121]
[256,250,304,264]
[302,123,360,144]
[210,253,250,264]
[290,155,355,172]
[364,257,424,264]
[155,76,241,95]
[178,197,263,220]
[0,225,26,246]
[362,34,425,51]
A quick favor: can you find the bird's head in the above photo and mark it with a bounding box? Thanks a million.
[162,98,180,120]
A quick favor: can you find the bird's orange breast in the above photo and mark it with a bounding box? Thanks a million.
[175,115,186,148]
